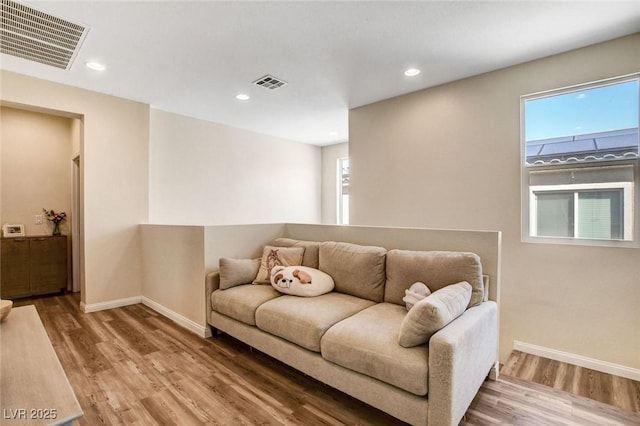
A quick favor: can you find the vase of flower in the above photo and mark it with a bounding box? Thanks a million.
[43,208,67,236]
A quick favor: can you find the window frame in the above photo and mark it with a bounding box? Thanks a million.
[521,74,640,248]
[529,181,633,241]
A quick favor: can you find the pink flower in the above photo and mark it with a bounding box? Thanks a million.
[43,208,67,224]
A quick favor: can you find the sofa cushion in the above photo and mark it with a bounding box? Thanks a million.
[219,257,260,290]
[321,303,430,396]
[385,249,483,308]
[398,281,472,348]
[319,241,387,302]
[255,293,375,352]
[211,285,281,326]
[271,238,320,269]
[253,246,305,284]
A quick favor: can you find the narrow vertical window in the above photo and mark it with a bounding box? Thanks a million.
[337,157,349,225]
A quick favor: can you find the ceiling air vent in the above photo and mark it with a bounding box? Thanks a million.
[253,74,287,90]
[0,0,89,70]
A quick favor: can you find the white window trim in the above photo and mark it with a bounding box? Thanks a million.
[529,182,633,241]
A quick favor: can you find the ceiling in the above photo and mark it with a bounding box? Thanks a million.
[2,1,640,145]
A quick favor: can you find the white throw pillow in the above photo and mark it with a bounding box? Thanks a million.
[402,281,431,311]
[270,266,334,297]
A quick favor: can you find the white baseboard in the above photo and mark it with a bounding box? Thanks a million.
[79,295,211,338]
[80,296,142,313]
[141,297,211,338]
[513,340,640,382]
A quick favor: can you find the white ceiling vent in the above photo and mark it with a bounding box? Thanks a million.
[0,0,89,70]
[253,74,287,90]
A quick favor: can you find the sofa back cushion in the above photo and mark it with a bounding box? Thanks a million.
[319,241,387,302]
[385,249,484,308]
[271,238,320,269]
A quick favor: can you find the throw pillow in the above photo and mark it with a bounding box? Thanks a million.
[253,246,305,284]
[270,266,334,297]
[219,257,260,290]
[402,282,431,311]
[398,281,472,348]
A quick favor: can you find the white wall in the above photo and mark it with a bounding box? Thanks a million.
[0,74,323,309]
[140,223,287,334]
[149,109,321,225]
[349,34,640,370]
[1,107,73,237]
[1,71,150,306]
[140,224,206,329]
[321,142,348,224]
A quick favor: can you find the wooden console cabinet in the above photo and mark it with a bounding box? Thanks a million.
[1,236,68,298]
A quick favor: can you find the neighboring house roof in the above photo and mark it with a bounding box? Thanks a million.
[525,127,639,166]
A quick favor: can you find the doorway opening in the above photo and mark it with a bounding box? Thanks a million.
[0,102,84,303]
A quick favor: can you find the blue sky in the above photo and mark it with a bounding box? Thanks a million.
[525,79,639,141]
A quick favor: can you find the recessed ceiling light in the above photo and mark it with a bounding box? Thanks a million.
[404,68,421,77]
[85,61,106,71]
[329,131,338,136]
[236,94,250,101]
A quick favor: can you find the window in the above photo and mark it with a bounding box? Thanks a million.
[337,157,349,225]
[522,76,639,245]
[529,166,633,240]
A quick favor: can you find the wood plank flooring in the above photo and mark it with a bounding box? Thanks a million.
[9,293,640,425]
[502,349,640,415]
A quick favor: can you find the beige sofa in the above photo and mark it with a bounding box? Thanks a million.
[205,237,498,426]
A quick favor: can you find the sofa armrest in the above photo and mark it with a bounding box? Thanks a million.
[205,271,220,323]
[428,301,498,426]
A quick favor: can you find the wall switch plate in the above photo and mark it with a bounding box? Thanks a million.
[35,214,43,224]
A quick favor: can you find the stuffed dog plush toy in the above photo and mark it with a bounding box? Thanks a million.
[270,266,334,297]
